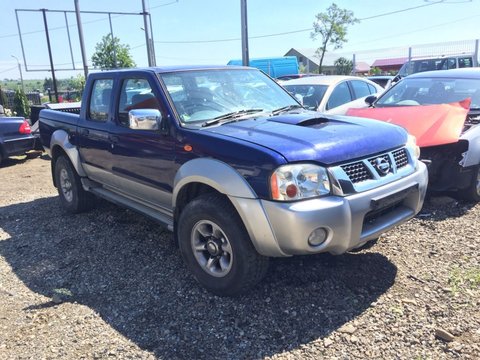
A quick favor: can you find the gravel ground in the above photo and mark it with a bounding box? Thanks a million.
[0,155,479,359]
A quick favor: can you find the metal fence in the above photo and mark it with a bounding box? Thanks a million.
[350,38,479,75]
[0,90,42,109]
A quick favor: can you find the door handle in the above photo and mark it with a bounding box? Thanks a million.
[79,128,89,136]
[109,135,119,143]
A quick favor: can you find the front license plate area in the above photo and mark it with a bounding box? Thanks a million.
[370,184,418,212]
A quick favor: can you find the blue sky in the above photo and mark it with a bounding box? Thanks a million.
[0,0,479,80]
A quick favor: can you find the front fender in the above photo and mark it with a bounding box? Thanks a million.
[173,158,257,206]
[460,127,480,167]
[50,129,86,177]
[173,158,286,257]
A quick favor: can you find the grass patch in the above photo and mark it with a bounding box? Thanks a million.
[448,266,480,294]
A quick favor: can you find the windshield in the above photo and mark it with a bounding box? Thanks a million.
[282,84,328,110]
[159,69,299,124]
[376,77,480,109]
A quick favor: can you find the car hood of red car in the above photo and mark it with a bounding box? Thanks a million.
[346,99,471,147]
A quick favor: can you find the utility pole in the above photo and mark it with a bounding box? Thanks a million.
[142,0,155,66]
[11,55,25,93]
[240,0,249,66]
[41,8,59,103]
[74,0,89,78]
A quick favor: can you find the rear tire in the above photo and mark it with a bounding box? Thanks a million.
[177,193,269,296]
[54,156,94,213]
[461,165,480,202]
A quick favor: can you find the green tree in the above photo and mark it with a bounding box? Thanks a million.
[43,77,58,92]
[298,63,307,74]
[91,34,136,70]
[311,3,358,74]
[334,57,353,75]
[69,74,86,93]
[13,88,30,118]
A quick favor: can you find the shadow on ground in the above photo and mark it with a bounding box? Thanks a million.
[1,196,397,359]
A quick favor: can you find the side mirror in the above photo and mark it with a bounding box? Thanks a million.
[128,109,161,131]
[294,93,303,105]
[364,95,377,106]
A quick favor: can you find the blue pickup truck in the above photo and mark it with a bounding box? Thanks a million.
[39,66,428,295]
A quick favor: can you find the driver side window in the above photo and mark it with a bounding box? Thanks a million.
[327,82,353,110]
[117,78,161,127]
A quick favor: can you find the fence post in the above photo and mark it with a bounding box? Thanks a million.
[475,39,479,66]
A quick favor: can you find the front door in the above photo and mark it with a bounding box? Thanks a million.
[108,76,176,213]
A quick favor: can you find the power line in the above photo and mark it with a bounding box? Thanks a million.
[151,1,450,44]
[348,13,480,48]
[358,0,444,20]
[0,66,19,74]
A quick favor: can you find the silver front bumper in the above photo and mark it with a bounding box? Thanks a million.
[232,161,428,257]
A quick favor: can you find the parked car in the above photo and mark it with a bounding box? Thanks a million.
[348,68,480,201]
[367,75,394,89]
[397,54,477,78]
[39,66,427,296]
[276,73,322,81]
[0,105,35,164]
[282,76,384,115]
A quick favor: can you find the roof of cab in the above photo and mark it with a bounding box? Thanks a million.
[89,65,250,75]
[407,68,480,79]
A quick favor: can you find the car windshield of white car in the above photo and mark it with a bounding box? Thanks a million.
[283,85,328,110]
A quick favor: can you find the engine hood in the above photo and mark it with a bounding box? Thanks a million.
[347,99,471,147]
[203,113,407,165]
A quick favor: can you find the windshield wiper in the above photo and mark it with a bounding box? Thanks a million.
[271,104,303,115]
[201,108,263,127]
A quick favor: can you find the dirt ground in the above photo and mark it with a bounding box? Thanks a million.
[0,155,479,359]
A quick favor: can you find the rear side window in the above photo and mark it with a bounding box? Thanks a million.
[89,79,114,121]
[350,80,371,99]
[368,83,378,94]
[326,82,352,110]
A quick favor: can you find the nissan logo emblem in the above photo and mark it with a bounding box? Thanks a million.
[374,157,391,175]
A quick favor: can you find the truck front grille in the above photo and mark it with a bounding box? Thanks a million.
[341,162,372,183]
[339,147,411,184]
[393,148,408,168]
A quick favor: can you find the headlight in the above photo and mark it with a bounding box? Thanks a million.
[407,134,421,159]
[270,164,330,201]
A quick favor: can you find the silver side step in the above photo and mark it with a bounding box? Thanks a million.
[88,185,174,231]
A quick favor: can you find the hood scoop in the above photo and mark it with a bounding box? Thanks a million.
[268,114,330,127]
[297,117,330,128]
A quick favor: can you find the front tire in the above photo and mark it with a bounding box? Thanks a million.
[54,156,94,213]
[461,165,480,202]
[177,193,269,296]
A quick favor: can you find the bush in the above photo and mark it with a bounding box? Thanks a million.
[13,88,30,118]
[0,85,7,106]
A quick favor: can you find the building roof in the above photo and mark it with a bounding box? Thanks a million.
[285,48,347,67]
[285,48,371,72]
[371,57,408,67]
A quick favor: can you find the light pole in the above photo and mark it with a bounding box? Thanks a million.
[11,55,25,93]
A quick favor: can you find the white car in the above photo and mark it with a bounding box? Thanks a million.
[282,76,384,115]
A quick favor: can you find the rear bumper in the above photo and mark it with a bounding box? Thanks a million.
[234,162,428,257]
[2,136,35,157]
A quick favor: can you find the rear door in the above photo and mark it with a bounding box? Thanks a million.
[108,73,176,212]
[77,77,115,186]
